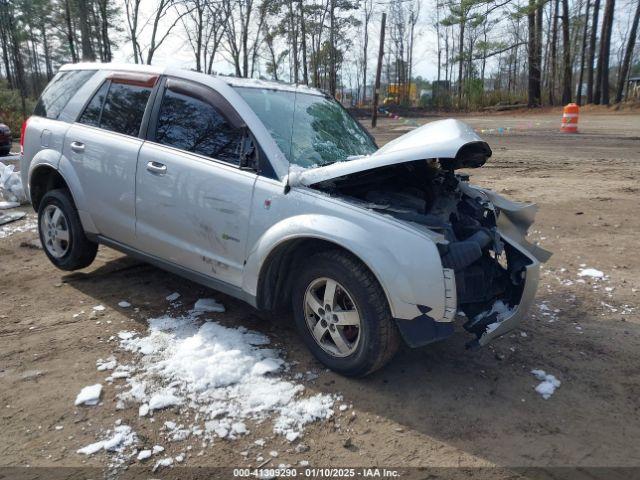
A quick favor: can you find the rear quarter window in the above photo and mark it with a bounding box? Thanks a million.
[78,81,152,137]
[34,70,96,120]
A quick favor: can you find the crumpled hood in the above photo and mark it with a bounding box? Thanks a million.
[291,119,491,187]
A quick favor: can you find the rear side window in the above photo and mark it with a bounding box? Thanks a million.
[34,70,96,119]
[78,81,152,137]
[155,89,243,165]
[78,82,109,127]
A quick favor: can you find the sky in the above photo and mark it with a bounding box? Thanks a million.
[110,0,636,86]
[111,0,440,82]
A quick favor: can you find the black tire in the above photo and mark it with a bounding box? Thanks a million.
[291,250,400,377]
[38,189,98,271]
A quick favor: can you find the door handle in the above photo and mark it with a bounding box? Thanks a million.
[70,141,85,153]
[146,161,167,174]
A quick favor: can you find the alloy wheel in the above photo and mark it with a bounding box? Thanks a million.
[304,277,361,357]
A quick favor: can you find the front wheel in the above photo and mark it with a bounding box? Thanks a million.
[38,189,98,271]
[292,250,400,377]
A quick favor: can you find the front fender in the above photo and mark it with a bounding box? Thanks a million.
[243,214,451,322]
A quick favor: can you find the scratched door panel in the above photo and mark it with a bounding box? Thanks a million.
[134,141,256,287]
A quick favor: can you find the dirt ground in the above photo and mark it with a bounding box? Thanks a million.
[1,109,639,478]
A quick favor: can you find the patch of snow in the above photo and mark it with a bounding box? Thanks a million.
[93,305,106,312]
[138,404,150,417]
[0,201,20,209]
[97,357,117,371]
[118,301,131,308]
[0,214,37,239]
[531,369,561,399]
[148,390,182,411]
[74,384,102,406]
[192,298,225,313]
[116,312,335,442]
[77,425,137,455]
[477,300,514,335]
[166,292,180,302]
[118,331,136,340]
[153,457,173,471]
[578,268,604,278]
[137,449,152,460]
[152,445,165,454]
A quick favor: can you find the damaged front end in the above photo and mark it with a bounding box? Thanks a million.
[296,120,550,347]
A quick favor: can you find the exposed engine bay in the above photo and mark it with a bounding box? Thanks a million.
[311,159,535,343]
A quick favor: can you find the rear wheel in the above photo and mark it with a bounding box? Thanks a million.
[292,250,399,377]
[38,189,97,271]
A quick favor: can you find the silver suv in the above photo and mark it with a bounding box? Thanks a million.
[21,63,549,376]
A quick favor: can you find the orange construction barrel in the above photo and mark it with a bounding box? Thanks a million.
[560,103,579,133]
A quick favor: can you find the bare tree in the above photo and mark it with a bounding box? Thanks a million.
[560,0,572,103]
[361,0,374,103]
[577,0,591,104]
[615,0,639,102]
[124,0,143,63]
[77,0,96,61]
[594,0,615,104]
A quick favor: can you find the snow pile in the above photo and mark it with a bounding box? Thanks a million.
[578,268,604,279]
[531,369,561,399]
[116,313,335,441]
[0,162,26,203]
[75,384,102,406]
[77,425,137,455]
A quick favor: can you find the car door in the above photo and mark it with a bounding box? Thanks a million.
[63,72,158,246]
[134,77,257,287]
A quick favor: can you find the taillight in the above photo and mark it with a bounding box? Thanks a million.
[20,117,29,156]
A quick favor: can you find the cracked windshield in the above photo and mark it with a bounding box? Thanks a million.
[235,87,377,168]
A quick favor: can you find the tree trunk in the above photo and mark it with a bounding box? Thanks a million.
[549,0,559,104]
[64,0,78,62]
[527,0,538,106]
[329,0,336,96]
[457,20,465,102]
[586,0,600,102]
[77,0,95,61]
[195,1,204,72]
[98,0,112,62]
[535,1,543,104]
[595,0,615,104]
[561,0,572,104]
[299,0,308,85]
[0,11,14,87]
[3,0,27,116]
[577,0,591,104]
[615,0,639,102]
[288,0,299,83]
